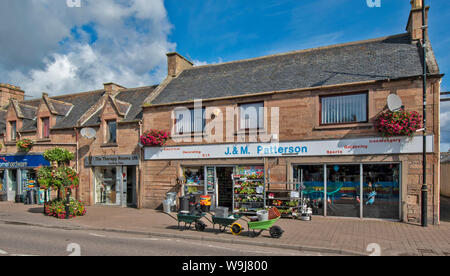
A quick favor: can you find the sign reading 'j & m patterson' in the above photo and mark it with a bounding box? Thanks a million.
[144,136,434,160]
[0,155,50,168]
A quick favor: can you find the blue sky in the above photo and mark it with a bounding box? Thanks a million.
[165,0,449,93]
[0,0,449,151]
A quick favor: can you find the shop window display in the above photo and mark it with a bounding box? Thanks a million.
[95,167,118,205]
[232,166,265,213]
[363,164,400,220]
[183,167,204,195]
[326,164,361,218]
[294,165,325,215]
[7,169,17,195]
[0,171,4,192]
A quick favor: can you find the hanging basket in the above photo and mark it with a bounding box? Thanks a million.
[140,129,170,147]
[374,109,422,138]
[16,138,34,152]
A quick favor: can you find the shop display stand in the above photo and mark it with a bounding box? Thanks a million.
[265,181,303,218]
[232,175,265,215]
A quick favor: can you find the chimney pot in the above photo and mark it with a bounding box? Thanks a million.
[166,52,193,77]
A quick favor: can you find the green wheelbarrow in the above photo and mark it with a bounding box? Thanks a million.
[211,213,244,235]
[176,212,207,232]
[244,216,284,238]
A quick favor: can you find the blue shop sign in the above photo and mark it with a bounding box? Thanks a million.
[0,155,50,168]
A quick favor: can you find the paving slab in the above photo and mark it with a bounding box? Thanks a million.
[1,202,449,256]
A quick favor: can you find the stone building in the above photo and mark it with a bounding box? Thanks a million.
[0,83,157,208]
[141,1,443,224]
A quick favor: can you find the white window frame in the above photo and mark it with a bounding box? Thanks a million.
[239,102,264,130]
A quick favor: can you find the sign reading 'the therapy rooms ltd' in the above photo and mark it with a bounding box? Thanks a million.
[144,136,434,160]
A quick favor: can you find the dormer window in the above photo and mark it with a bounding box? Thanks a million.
[106,120,117,144]
[10,121,17,141]
[41,117,50,138]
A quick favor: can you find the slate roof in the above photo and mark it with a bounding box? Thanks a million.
[0,85,158,134]
[151,33,439,105]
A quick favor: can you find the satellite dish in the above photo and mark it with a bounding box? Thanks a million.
[80,128,97,139]
[387,94,403,112]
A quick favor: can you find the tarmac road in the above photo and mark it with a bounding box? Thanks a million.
[0,221,333,256]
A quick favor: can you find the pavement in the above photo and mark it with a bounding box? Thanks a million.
[1,200,450,256]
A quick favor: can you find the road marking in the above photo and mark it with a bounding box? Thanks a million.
[0,249,8,255]
[89,233,106,237]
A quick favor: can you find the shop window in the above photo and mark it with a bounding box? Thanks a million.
[10,121,17,141]
[239,102,264,130]
[183,167,204,194]
[326,164,361,218]
[320,93,367,125]
[41,117,50,138]
[294,165,325,216]
[174,108,206,134]
[106,120,117,144]
[363,164,400,220]
[0,171,4,193]
[95,167,118,205]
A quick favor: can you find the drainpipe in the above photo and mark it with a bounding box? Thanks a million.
[75,127,80,201]
[421,0,428,227]
[138,120,143,209]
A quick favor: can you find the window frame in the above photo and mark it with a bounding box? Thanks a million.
[10,121,17,141]
[319,92,369,126]
[106,119,117,144]
[173,108,206,135]
[238,101,265,131]
[41,117,50,139]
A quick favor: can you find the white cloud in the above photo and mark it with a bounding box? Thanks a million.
[0,0,175,98]
[192,58,224,67]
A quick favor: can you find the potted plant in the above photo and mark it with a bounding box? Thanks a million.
[38,147,84,219]
[16,138,34,152]
[140,129,170,147]
[374,109,422,138]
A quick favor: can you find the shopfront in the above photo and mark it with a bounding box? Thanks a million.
[144,135,434,220]
[0,154,50,202]
[293,163,400,220]
[85,155,139,207]
[181,165,264,211]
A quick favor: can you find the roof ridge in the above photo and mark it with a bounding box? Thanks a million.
[188,33,410,70]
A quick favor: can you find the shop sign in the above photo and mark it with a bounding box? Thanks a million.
[84,155,139,167]
[0,155,50,168]
[144,135,434,160]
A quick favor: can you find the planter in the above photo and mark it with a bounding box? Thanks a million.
[140,129,170,147]
[16,139,34,152]
[374,109,422,138]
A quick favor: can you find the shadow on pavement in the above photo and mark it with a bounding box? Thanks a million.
[27,207,45,214]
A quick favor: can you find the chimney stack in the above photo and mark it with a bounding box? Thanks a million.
[166,52,193,77]
[406,0,429,41]
[0,83,25,107]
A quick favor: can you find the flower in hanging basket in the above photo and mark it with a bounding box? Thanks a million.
[16,138,34,152]
[140,129,170,147]
[374,109,422,138]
